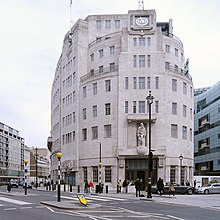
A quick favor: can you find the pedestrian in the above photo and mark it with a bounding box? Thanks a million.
[157,177,164,196]
[186,180,190,186]
[88,181,94,194]
[193,180,196,188]
[181,180,185,186]
[122,179,128,193]
[7,182,11,193]
[117,179,122,193]
[84,181,89,193]
[135,178,141,197]
[169,181,175,196]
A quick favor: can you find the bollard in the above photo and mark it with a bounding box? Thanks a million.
[77,185,80,193]
[46,185,48,191]
[49,185,51,191]
[117,185,119,193]
[64,184,66,192]
[106,185,108,194]
[70,185,72,192]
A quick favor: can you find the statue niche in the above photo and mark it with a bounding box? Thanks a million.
[136,123,147,155]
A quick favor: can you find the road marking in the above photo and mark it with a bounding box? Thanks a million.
[46,207,54,212]
[4,208,17,211]
[20,207,32,209]
[90,195,126,201]
[166,215,185,220]
[0,197,32,205]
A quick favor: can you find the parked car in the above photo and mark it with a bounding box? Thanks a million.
[195,183,220,194]
[152,183,194,195]
[10,179,18,188]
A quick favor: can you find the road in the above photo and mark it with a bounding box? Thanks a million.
[0,186,220,219]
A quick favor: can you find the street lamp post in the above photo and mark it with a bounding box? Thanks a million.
[97,141,102,193]
[146,91,154,198]
[179,154,183,184]
[24,159,28,195]
[35,147,38,188]
[57,152,62,202]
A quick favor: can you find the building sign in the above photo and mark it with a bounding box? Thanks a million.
[135,17,149,26]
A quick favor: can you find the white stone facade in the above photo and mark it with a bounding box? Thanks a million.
[50,9,194,190]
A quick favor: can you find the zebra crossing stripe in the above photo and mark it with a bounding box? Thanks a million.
[0,197,32,205]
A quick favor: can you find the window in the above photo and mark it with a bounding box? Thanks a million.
[139,37,145,46]
[73,131,75,141]
[190,108,192,120]
[182,126,187,139]
[93,105,97,117]
[170,166,176,183]
[133,77,137,89]
[110,63,115,71]
[133,55,137,68]
[92,167,98,182]
[172,79,177,91]
[83,167,87,182]
[92,126,98,140]
[105,80,111,92]
[147,55,151,67]
[110,46,115,55]
[82,128,87,141]
[73,112,75,123]
[83,108,86,120]
[171,124,178,138]
[155,100,159,113]
[165,62,170,70]
[125,77,128,89]
[147,77,151,89]
[175,65,178,72]
[104,124,111,138]
[83,86,87,98]
[99,65,104,73]
[96,20,101,29]
[105,20,111,28]
[133,101,137,113]
[139,77,145,89]
[133,37,137,46]
[147,37,151,46]
[190,86,193,98]
[183,105,187,117]
[99,49,104,58]
[125,101,128,113]
[115,20,120,28]
[93,82,97,95]
[172,102,177,115]
[155,77,159,89]
[138,101,145,113]
[105,166,112,183]
[165,45,170,53]
[190,128,192,141]
[175,48,178,57]
[139,55,145,67]
[183,82,187,94]
[90,53,94,61]
[105,103,111,115]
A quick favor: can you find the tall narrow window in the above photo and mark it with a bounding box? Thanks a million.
[92,167,98,182]
[83,108,86,120]
[147,77,151,89]
[170,166,176,183]
[175,48,178,57]
[92,126,98,140]
[83,167,87,182]
[82,128,87,141]
[133,101,137,113]
[139,77,145,89]
[147,37,151,46]
[139,55,145,67]
[105,80,111,92]
[183,82,187,94]
[172,102,177,115]
[133,77,137,89]
[155,100,159,113]
[125,101,128,113]
[105,20,111,28]
[90,53,94,61]
[105,103,111,115]
[139,37,145,46]
[104,124,111,138]
[138,101,145,113]
[133,38,137,46]
[147,55,151,67]
[183,105,187,117]
[182,126,187,139]
[93,105,97,117]
[110,63,115,71]
[96,20,101,29]
[172,79,177,91]
[99,49,104,58]
[115,20,120,28]
[155,77,159,89]
[133,55,137,68]
[105,166,112,183]
[171,124,178,138]
[165,62,170,70]
[99,65,104,73]
[165,45,170,53]
[83,86,87,97]
[93,82,97,95]
[109,46,115,55]
[125,77,129,89]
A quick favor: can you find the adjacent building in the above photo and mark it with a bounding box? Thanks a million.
[194,82,220,176]
[49,8,194,190]
[0,122,25,181]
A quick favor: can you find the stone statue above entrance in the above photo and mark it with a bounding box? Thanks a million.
[136,123,147,155]
[137,123,146,147]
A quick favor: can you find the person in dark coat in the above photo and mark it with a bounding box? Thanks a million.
[135,178,141,197]
[122,179,128,193]
[157,177,164,195]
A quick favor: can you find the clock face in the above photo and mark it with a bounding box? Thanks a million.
[135,17,149,26]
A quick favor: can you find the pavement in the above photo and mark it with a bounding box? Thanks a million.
[1,186,220,210]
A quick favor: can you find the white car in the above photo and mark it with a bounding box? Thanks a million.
[195,183,220,194]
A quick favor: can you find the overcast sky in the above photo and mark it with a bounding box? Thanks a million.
[0,0,219,148]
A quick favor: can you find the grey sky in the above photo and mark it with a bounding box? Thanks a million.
[0,0,219,148]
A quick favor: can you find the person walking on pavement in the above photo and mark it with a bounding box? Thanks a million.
[88,181,94,194]
[117,180,122,193]
[169,181,175,196]
[157,177,164,196]
[84,181,89,193]
[122,179,128,193]
[135,178,141,197]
